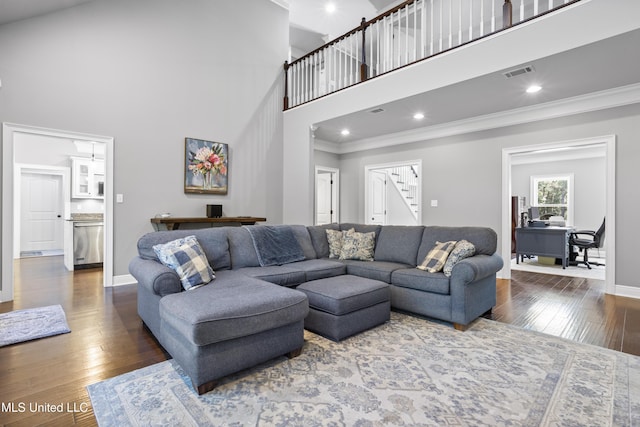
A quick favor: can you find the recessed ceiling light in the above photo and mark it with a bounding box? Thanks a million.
[526,85,542,94]
[340,129,350,136]
[325,3,336,13]
[413,112,425,120]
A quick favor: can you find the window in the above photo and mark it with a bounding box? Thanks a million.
[530,174,574,223]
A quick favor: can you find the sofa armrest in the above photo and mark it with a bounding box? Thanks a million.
[449,253,504,326]
[449,254,504,286]
[129,256,182,297]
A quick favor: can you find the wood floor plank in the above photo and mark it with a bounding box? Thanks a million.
[1,256,638,425]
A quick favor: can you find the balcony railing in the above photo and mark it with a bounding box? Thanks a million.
[283,0,581,110]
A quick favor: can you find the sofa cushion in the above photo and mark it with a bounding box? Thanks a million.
[374,225,425,265]
[227,227,260,268]
[298,275,389,316]
[417,241,457,273]
[153,235,215,290]
[342,260,410,283]
[289,259,347,282]
[137,228,230,271]
[290,225,317,260]
[307,224,340,258]
[340,229,376,261]
[391,268,451,295]
[159,271,309,346]
[418,226,497,263]
[235,265,306,287]
[443,240,476,277]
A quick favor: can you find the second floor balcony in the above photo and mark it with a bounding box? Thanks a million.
[284,0,580,110]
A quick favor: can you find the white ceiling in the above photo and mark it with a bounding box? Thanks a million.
[288,0,399,58]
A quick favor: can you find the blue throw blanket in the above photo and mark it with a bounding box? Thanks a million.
[244,225,306,267]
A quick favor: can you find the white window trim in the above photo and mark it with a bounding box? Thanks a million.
[530,173,575,226]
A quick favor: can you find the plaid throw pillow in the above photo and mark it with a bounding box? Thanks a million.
[442,240,476,277]
[417,240,457,273]
[153,235,215,290]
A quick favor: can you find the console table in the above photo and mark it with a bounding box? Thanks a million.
[151,217,266,231]
[515,226,573,269]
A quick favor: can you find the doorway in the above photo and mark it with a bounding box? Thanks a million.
[365,160,421,226]
[16,166,70,257]
[315,166,339,225]
[501,135,616,294]
[1,123,114,303]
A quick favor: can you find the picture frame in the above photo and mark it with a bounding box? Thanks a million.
[184,138,228,195]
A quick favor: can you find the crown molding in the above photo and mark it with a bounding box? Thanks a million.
[314,83,640,155]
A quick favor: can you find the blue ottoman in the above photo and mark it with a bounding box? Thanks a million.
[297,275,390,341]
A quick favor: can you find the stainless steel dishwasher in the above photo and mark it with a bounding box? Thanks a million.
[73,221,104,268]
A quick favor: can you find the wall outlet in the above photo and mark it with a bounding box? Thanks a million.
[116,194,124,203]
[430,200,438,207]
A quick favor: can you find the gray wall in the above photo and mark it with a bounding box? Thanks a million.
[336,103,640,289]
[511,156,606,231]
[0,0,288,278]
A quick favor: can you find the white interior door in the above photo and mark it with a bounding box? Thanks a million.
[20,173,64,252]
[368,170,387,225]
[316,172,333,225]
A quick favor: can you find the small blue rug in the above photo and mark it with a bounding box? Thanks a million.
[0,304,71,347]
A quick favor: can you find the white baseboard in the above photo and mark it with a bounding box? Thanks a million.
[614,284,640,300]
[111,274,136,287]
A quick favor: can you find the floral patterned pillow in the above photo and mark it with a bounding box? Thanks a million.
[326,229,352,259]
[339,229,376,261]
[442,240,476,277]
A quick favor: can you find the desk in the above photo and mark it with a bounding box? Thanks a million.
[150,217,266,231]
[515,226,573,269]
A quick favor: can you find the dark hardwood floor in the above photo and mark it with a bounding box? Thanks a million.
[1,256,639,426]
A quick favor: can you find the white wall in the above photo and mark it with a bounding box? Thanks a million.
[0,0,288,282]
[335,104,640,290]
[511,156,606,231]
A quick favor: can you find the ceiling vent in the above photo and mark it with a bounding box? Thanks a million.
[503,65,535,78]
[369,108,385,114]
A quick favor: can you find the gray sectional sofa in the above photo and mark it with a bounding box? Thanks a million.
[129,222,503,393]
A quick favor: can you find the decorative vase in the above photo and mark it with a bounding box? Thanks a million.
[203,172,212,190]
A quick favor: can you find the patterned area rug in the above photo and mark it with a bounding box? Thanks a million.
[87,313,640,426]
[0,305,71,347]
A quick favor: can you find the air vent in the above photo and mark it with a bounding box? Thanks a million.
[503,65,535,78]
[370,108,385,114]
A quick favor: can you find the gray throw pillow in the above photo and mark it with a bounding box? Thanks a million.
[442,240,476,277]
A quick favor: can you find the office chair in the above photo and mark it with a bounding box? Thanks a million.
[569,218,605,269]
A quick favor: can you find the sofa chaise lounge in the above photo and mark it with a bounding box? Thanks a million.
[129,223,503,393]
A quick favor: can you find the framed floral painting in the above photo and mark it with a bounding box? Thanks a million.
[184,138,228,194]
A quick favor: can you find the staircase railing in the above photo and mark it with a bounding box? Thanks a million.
[283,0,581,110]
[390,166,419,220]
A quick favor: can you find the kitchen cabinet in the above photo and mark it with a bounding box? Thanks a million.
[71,157,104,199]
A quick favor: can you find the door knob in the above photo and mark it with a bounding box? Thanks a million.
[57,215,62,218]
